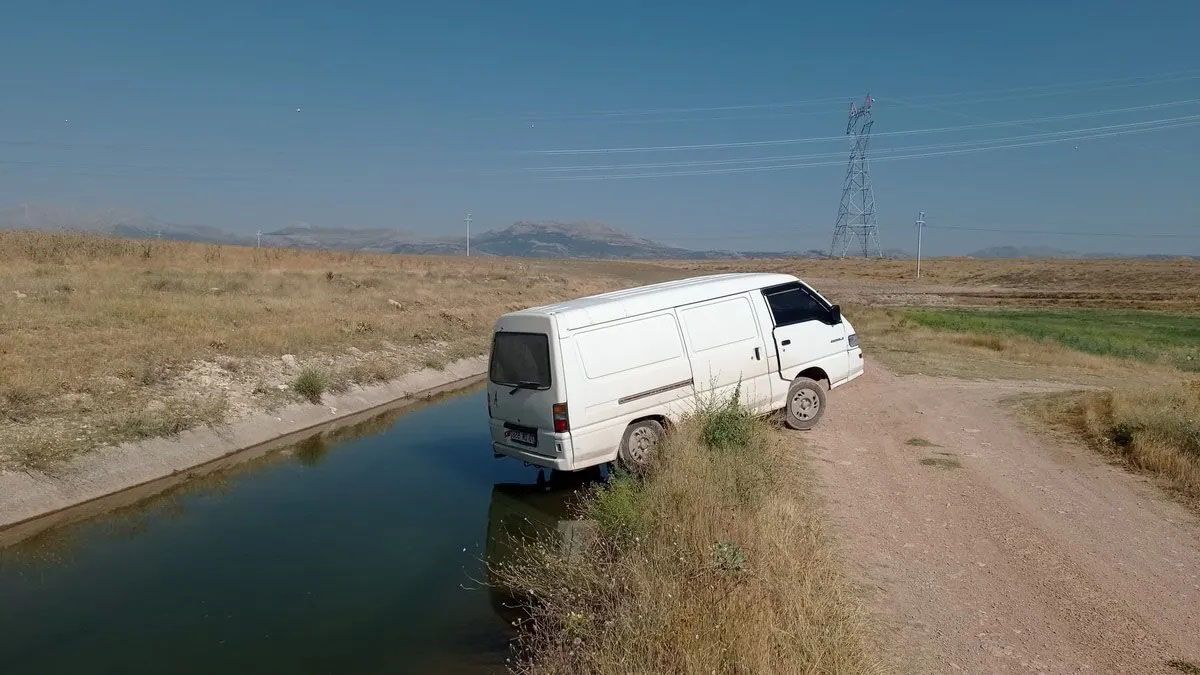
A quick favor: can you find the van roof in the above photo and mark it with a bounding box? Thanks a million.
[509,272,798,331]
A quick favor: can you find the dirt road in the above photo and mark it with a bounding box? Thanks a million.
[808,366,1200,674]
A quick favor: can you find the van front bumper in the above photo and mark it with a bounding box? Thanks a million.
[493,442,574,471]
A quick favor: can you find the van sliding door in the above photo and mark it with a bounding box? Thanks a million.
[677,294,772,413]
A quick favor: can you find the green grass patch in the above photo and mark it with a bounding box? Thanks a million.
[292,367,328,404]
[904,308,1200,371]
[905,437,938,447]
[590,470,648,540]
[695,384,757,452]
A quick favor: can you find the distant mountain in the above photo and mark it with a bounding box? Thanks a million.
[0,203,251,245]
[264,224,423,252]
[967,245,1078,259]
[468,221,709,259]
[739,249,828,259]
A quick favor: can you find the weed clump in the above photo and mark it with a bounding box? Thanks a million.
[695,384,756,452]
[292,367,328,404]
[589,470,646,540]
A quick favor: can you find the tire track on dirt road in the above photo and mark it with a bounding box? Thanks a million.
[808,366,1200,674]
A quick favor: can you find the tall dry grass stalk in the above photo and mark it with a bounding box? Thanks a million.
[493,408,878,674]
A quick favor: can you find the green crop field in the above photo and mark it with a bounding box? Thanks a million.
[903,308,1200,372]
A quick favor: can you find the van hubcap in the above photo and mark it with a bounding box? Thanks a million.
[627,427,660,465]
[790,389,820,421]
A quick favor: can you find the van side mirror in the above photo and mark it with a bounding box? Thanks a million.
[829,304,842,324]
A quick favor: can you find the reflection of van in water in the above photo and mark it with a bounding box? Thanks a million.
[487,273,864,471]
[485,481,594,575]
[484,479,597,621]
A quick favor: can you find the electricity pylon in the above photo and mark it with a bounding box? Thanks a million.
[830,94,882,258]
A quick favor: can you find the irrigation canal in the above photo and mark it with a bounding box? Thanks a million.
[0,387,596,674]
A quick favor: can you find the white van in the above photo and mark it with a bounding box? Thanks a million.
[486,273,863,471]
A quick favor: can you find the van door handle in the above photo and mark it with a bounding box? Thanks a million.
[753,347,761,360]
[780,339,791,346]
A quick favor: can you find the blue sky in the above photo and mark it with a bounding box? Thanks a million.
[1,0,1197,254]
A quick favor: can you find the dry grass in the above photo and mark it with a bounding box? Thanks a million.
[493,407,877,674]
[1022,381,1200,506]
[0,230,679,469]
[673,256,1200,311]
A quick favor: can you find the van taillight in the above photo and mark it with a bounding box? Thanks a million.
[552,402,569,433]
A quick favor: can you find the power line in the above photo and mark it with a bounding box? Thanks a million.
[541,115,1200,180]
[528,114,1200,173]
[509,68,1200,122]
[887,93,1184,158]
[513,95,852,121]
[656,224,1195,242]
[884,70,1200,105]
[528,99,1200,154]
[924,225,1196,238]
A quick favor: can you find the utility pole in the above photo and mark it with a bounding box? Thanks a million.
[915,211,926,279]
[464,213,472,257]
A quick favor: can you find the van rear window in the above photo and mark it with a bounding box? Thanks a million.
[490,332,551,389]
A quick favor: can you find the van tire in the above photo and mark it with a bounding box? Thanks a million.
[784,377,826,430]
[619,420,665,472]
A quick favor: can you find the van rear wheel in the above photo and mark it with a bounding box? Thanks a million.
[785,377,826,430]
[619,420,664,472]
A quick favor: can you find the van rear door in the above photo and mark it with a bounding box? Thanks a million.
[488,326,562,456]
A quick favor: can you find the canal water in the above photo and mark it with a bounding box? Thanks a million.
[0,388,597,674]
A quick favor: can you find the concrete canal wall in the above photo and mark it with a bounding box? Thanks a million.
[0,356,488,543]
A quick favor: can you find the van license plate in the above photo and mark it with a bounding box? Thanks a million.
[505,428,537,447]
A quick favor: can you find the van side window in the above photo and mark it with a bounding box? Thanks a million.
[763,284,827,327]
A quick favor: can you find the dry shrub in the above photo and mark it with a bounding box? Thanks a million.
[951,333,1009,352]
[493,412,877,674]
[1034,381,1200,504]
[110,394,228,441]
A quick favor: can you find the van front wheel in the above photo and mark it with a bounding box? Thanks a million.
[785,377,827,430]
[619,420,664,472]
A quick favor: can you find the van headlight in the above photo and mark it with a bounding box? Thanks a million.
[848,333,859,348]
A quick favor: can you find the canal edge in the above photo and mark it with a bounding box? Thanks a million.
[0,356,488,546]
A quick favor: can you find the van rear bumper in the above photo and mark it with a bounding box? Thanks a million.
[493,442,574,471]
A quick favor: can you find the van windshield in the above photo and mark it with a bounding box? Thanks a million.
[490,332,551,389]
